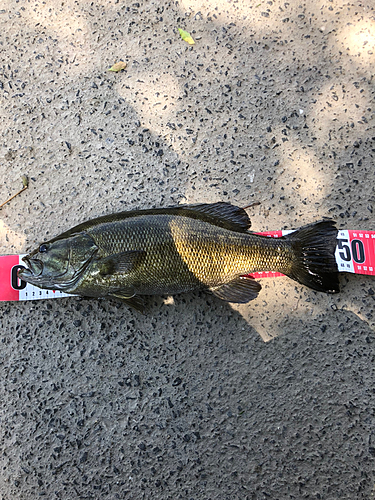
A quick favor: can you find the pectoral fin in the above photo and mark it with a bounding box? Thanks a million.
[110,291,145,313]
[98,250,144,276]
[211,276,261,303]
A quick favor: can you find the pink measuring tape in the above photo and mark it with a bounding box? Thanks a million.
[0,229,374,301]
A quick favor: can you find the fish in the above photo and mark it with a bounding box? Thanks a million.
[18,202,339,311]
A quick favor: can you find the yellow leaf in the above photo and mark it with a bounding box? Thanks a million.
[108,61,127,72]
[178,28,195,45]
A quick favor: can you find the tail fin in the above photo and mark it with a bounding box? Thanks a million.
[284,219,339,293]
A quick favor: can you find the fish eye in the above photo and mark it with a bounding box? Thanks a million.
[39,244,48,253]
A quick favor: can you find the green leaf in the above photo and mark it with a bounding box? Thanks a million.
[178,28,195,45]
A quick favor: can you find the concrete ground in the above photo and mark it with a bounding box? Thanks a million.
[0,0,375,498]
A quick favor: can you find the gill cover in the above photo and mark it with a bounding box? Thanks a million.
[19,233,98,290]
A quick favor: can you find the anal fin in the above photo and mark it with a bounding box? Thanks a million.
[210,276,261,303]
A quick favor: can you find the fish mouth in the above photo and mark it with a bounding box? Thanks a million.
[18,256,43,279]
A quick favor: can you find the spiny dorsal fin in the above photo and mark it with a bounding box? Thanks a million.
[210,275,261,303]
[177,202,251,232]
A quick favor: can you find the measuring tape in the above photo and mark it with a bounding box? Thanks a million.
[1,229,374,301]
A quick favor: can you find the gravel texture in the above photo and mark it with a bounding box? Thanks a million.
[0,0,375,498]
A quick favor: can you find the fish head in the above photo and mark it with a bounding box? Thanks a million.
[18,233,98,290]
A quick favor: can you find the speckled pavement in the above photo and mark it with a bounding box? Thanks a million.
[0,1,375,498]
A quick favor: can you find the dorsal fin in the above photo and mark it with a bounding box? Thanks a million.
[177,202,251,232]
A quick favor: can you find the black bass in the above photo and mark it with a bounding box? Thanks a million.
[18,202,339,311]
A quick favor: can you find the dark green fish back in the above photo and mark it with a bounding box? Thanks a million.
[50,202,251,242]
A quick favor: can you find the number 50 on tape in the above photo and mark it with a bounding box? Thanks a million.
[335,230,375,275]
